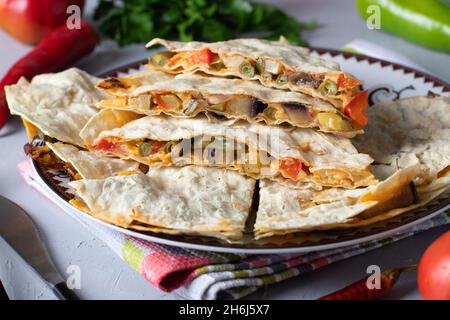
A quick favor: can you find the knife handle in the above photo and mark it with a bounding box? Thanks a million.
[0,280,9,300]
[52,282,80,300]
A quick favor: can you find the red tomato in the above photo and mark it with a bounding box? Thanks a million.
[418,230,450,300]
[0,0,85,44]
[343,90,368,127]
[95,139,116,152]
[337,73,361,89]
[279,158,302,180]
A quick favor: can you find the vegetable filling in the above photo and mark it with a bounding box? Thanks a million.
[113,90,355,132]
[93,136,310,181]
[148,49,366,126]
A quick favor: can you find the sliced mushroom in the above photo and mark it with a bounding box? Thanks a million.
[288,72,323,89]
[282,103,313,124]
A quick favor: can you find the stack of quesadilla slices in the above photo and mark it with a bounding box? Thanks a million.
[5,38,450,243]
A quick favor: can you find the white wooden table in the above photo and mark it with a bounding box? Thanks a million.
[0,0,449,300]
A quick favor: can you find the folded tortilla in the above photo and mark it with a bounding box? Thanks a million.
[69,166,256,241]
[353,96,450,186]
[5,68,105,147]
[256,96,450,238]
[80,109,376,189]
[97,70,361,137]
[46,142,141,179]
[255,164,448,238]
[145,38,367,127]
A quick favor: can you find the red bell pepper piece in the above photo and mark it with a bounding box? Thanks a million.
[337,73,361,89]
[95,139,116,153]
[188,48,218,65]
[343,90,368,127]
[151,141,163,153]
[279,158,303,180]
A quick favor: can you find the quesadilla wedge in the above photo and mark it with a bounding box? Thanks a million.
[255,96,450,238]
[80,109,376,189]
[46,142,141,180]
[69,166,256,241]
[5,68,105,147]
[254,164,448,238]
[24,139,143,180]
[145,38,368,127]
[97,70,361,137]
[353,96,450,186]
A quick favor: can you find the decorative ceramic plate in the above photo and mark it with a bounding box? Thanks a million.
[33,48,450,254]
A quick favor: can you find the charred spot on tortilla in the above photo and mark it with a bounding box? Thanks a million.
[427,91,440,98]
[97,77,130,90]
[410,181,419,204]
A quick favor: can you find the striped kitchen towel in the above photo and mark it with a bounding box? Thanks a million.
[18,159,450,299]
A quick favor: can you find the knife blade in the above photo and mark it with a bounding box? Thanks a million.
[0,194,79,300]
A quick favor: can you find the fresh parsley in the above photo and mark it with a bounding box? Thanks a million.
[94,0,316,46]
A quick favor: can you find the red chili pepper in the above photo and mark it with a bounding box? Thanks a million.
[0,20,97,129]
[0,0,85,45]
[319,265,417,300]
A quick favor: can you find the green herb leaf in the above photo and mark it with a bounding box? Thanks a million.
[94,0,315,46]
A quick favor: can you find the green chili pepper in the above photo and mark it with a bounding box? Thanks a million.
[318,79,338,96]
[149,52,172,67]
[138,141,152,156]
[356,0,450,52]
[276,74,287,85]
[239,61,255,77]
[263,106,278,119]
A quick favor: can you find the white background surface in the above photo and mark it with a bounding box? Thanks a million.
[0,0,449,300]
